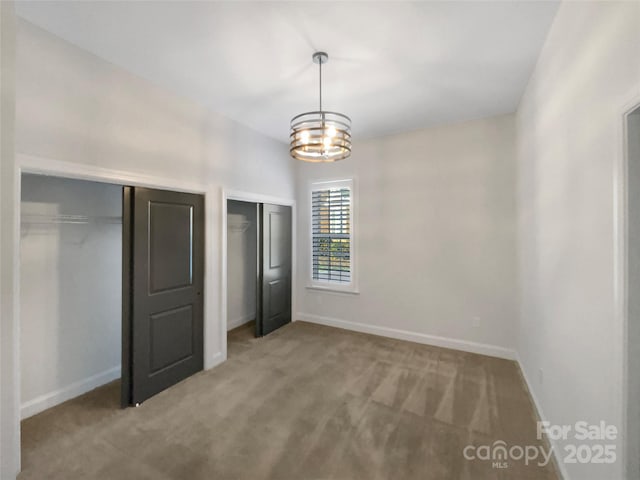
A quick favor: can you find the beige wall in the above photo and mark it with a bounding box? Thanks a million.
[296,114,517,358]
[516,2,640,479]
[16,20,293,197]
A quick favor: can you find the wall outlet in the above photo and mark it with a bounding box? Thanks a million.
[538,368,544,385]
[472,316,481,328]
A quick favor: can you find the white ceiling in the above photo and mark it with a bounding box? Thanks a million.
[16,1,559,142]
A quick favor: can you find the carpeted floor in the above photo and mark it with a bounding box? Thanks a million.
[19,321,558,479]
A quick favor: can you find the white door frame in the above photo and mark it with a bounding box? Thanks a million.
[10,153,222,473]
[221,188,296,357]
[615,90,640,480]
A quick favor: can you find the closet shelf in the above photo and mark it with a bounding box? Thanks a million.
[21,214,122,225]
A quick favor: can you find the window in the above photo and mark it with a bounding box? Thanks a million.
[311,179,354,288]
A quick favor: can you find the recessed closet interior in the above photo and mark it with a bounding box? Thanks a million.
[226,200,258,333]
[20,174,122,419]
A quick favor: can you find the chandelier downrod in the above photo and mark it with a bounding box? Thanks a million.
[319,55,322,112]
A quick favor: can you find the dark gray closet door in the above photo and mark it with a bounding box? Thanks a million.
[257,203,292,336]
[122,187,204,406]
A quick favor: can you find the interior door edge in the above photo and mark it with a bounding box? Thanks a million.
[121,186,134,408]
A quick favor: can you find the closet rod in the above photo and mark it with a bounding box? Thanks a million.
[21,214,122,225]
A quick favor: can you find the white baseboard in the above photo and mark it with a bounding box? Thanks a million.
[227,314,254,331]
[206,351,226,370]
[22,353,228,419]
[21,366,121,419]
[516,357,569,480]
[297,313,516,360]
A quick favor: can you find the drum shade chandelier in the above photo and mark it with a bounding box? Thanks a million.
[290,52,352,162]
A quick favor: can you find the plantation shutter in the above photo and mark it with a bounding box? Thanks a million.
[312,186,351,283]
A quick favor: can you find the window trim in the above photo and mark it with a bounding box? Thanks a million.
[308,178,357,294]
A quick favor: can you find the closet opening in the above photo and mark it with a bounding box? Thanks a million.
[20,174,124,456]
[226,199,259,344]
[19,172,207,469]
[225,198,292,351]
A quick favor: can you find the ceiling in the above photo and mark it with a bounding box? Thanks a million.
[16,1,559,142]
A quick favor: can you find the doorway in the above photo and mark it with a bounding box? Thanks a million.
[225,198,292,341]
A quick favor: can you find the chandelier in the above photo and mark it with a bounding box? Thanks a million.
[289,52,352,162]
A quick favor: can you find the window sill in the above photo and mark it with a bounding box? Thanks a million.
[305,285,360,295]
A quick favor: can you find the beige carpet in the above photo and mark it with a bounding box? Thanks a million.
[19,321,558,479]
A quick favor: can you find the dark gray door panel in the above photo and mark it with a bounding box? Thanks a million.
[123,187,204,405]
[258,204,292,336]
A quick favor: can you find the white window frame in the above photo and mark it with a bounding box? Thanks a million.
[308,178,358,294]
